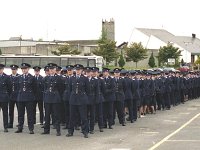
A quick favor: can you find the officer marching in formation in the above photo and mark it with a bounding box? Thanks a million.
[62,65,74,130]
[33,66,44,125]
[15,63,36,134]
[85,67,99,134]
[42,63,63,136]
[2,62,200,139]
[113,68,126,126]
[102,68,116,129]
[8,64,20,128]
[91,67,104,132]
[66,64,89,138]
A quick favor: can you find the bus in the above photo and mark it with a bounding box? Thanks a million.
[0,55,103,76]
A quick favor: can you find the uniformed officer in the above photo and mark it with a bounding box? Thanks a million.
[121,70,134,123]
[62,65,74,129]
[155,71,165,111]
[56,65,65,125]
[33,66,44,125]
[42,63,63,136]
[102,68,116,129]
[0,64,11,132]
[85,67,99,134]
[91,67,104,132]
[150,71,157,114]
[137,71,145,117]
[113,68,126,126]
[142,72,154,114]
[132,71,141,120]
[55,66,61,74]
[174,71,181,105]
[163,71,171,110]
[66,64,89,138]
[44,66,50,76]
[8,64,20,128]
[15,63,36,134]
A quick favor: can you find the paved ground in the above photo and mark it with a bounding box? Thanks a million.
[1,99,200,150]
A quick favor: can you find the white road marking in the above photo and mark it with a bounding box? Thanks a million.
[143,132,159,134]
[166,140,200,142]
[163,120,177,123]
[148,113,200,150]
[179,112,190,115]
[187,108,197,111]
[110,149,131,150]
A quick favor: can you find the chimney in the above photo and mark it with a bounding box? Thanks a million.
[192,33,196,38]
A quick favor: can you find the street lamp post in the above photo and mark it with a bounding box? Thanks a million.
[19,35,22,54]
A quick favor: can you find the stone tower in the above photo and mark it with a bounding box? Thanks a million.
[102,18,115,41]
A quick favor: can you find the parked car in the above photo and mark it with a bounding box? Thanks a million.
[162,67,176,72]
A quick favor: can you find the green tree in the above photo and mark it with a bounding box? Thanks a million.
[195,56,200,70]
[93,29,118,65]
[126,42,147,68]
[0,49,2,55]
[118,51,125,68]
[157,43,181,66]
[148,52,156,68]
[51,44,81,56]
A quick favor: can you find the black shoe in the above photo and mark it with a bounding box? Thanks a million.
[126,118,130,121]
[15,129,22,133]
[84,133,88,138]
[16,124,19,127]
[29,130,34,134]
[130,120,134,123]
[90,131,94,134]
[41,125,45,128]
[40,123,43,125]
[41,131,50,134]
[8,124,13,128]
[109,126,113,129]
[4,129,8,132]
[103,125,107,128]
[122,123,126,126]
[66,133,73,137]
[100,129,104,132]
[56,132,61,136]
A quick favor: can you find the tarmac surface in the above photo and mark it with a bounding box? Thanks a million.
[1,99,200,150]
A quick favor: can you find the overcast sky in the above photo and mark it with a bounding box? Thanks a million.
[0,0,199,44]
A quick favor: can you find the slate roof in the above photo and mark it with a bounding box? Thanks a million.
[136,28,200,54]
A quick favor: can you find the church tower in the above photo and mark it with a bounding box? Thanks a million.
[102,18,115,41]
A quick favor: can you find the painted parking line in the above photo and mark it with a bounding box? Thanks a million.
[110,149,131,150]
[166,140,200,142]
[148,113,200,150]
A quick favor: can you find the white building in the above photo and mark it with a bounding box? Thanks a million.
[128,28,200,68]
